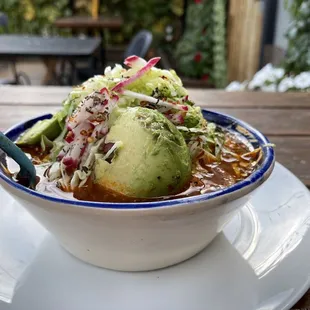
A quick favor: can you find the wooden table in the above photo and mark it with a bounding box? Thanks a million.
[54,15,123,65]
[0,35,101,59]
[0,86,309,309]
[54,16,123,30]
[0,35,102,85]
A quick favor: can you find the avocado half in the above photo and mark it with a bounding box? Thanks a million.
[94,107,192,198]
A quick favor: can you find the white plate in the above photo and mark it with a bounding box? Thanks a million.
[0,162,310,310]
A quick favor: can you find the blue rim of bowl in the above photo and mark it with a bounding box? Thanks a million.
[0,110,275,209]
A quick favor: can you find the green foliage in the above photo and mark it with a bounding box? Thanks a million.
[283,0,310,74]
[212,0,227,88]
[100,0,183,44]
[175,1,213,79]
[0,0,71,35]
[174,0,227,88]
[0,0,183,44]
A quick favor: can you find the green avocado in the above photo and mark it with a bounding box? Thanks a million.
[94,107,192,198]
[16,115,62,146]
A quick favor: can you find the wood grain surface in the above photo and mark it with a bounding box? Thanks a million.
[54,16,123,30]
[227,0,263,81]
[0,86,309,309]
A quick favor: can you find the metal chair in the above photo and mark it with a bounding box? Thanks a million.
[76,30,153,82]
[123,30,153,59]
[0,12,8,30]
[0,12,31,85]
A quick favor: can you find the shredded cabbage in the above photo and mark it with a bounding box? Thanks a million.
[125,67,188,99]
[62,75,112,113]
[183,106,206,128]
[60,64,188,123]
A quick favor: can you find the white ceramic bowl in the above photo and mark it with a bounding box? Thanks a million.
[0,110,275,271]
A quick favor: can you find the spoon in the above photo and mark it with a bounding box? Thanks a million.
[0,132,36,189]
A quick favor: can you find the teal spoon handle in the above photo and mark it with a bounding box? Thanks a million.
[0,132,36,189]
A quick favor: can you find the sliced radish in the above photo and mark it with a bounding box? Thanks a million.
[62,122,93,168]
[112,57,161,93]
[65,131,75,143]
[170,112,185,124]
[79,122,108,167]
[68,91,109,129]
[62,157,78,169]
[100,87,109,95]
[124,55,147,68]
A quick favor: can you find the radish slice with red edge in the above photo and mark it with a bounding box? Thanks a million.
[124,55,147,68]
[112,57,161,93]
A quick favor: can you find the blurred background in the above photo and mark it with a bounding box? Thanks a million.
[0,0,309,91]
